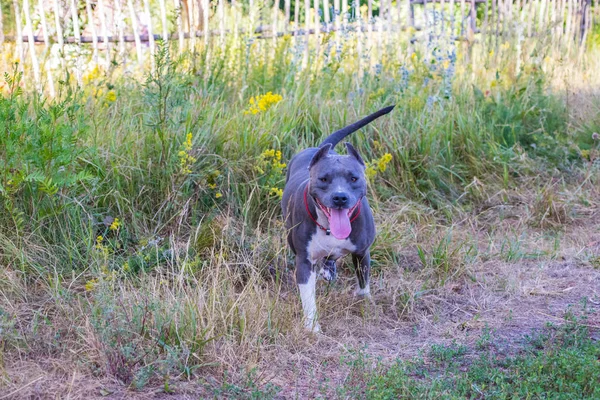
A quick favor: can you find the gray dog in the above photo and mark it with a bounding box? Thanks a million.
[281,106,395,332]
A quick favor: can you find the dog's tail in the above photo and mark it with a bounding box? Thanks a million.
[318,105,395,148]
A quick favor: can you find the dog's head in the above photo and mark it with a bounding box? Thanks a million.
[308,142,367,239]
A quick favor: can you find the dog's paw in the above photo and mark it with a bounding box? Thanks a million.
[304,321,321,333]
[319,259,337,282]
[354,286,371,298]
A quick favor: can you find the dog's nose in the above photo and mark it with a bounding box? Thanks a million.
[332,192,349,207]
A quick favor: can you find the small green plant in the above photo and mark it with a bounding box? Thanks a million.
[417,232,470,285]
[212,369,280,399]
[428,341,468,364]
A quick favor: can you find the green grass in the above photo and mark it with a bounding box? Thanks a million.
[338,319,600,399]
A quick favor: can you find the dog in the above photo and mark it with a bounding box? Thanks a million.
[281,106,395,332]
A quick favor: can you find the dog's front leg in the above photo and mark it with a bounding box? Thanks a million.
[352,251,371,297]
[296,256,320,332]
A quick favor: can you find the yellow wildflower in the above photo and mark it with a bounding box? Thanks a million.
[109,218,121,231]
[184,132,193,151]
[85,278,98,291]
[97,236,104,244]
[581,149,590,160]
[443,60,450,69]
[178,133,196,175]
[261,149,276,159]
[244,92,283,115]
[105,90,117,103]
[215,192,223,198]
[208,183,217,189]
[269,187,283,198]
[83,66,101,84]
[377,153,393,173]
[365,165,377,180]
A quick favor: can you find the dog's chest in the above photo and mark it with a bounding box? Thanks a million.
[306,228,356,264]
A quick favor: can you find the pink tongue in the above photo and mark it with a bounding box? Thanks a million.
[329,209,352,239]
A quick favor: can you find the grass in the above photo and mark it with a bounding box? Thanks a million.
[0,23,600,397]
[338,317,600,399]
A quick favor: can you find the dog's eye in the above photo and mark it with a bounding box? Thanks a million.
[319,177,327,183]
[350,177,358,182]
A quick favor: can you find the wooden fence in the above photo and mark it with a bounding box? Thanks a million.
[0,0,597,92]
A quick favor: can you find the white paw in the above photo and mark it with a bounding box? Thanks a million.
[304,321,321,333]
[354,286,371,298]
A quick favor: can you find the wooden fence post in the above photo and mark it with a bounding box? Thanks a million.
[85,0,100,65]
[23,0,42,91]
[285,0,291,31]
[176,0,184,52]
[12,0,25,75]
[0,2,4,47]
[69,0,81,44]
[470,0,476,36]
[127,0,144,65]
[98,0,110,66]
[115,0,126,61]
[143,0,156,64]
[449,0,455,36]
[52,0,65,70]
[159,0,169,41]
[37,0,50,51]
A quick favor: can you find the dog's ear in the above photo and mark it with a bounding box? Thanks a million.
[345,142,365,166]
[309,143,333,169]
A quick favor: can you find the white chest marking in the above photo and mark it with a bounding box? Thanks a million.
[306,211,356,264]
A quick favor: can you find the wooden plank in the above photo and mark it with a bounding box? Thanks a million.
[334,0,340,29]
[115,0,127,60]
[52,0,65,66]
[232,0,238,39]
[342,0,348,25]
[460,0,466,35]
[273,0,278,42]
[98,0,110,66]
[127,0,144,65]
[84,0,100,64]
[314,0,320,38]
[23,0,42,90]
[294,0,300,31]
[470,0,476,35]
[482,0,488,45]
[441,0,446,35]
[0,1,4,47]
[12,0,25,74]
[143,0,156,58]
[159,0,169,42]
[285,0,291,30]
[203,0,210,45]
[449,0,455,35]
[69,0,81,44]
[305,0,310,32]
[176,0,185,52]
[37,0,50,50]
[219,0,225,44]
